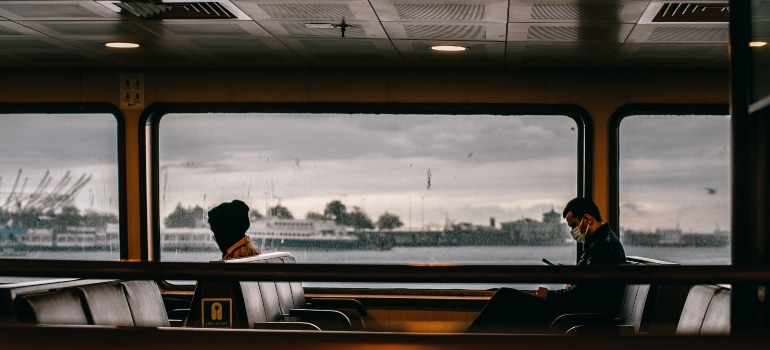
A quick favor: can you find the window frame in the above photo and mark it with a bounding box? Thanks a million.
[609,104,731,256]
[0,103,128,260]
[142,102,592,263]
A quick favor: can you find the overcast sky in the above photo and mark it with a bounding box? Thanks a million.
[619,115,730,233]
[0,114,118,215]
[159,113,578,229]
[0,112,730,233]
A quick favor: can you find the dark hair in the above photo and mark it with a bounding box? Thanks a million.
[562,197,603,222]
[208,200,251,253]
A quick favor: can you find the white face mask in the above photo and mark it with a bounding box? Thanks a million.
[570,217,586,243]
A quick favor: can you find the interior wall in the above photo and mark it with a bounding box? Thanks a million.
[0,68,729,261]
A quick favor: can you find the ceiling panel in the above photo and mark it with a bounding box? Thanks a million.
[0,0,732,69]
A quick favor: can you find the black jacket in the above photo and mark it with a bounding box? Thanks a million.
[546,223,627,314]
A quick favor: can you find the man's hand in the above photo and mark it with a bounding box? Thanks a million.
[534,287,549,300]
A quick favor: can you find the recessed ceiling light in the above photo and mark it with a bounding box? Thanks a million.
[105,42,140,48]
[749,41,767,47]
[430,45,467,52]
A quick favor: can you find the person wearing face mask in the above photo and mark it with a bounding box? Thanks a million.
[466,197,626,334]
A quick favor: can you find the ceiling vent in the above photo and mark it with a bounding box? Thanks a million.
[652,3,729,22]
[109,1,237,19]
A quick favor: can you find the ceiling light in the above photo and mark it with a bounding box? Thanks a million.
[430,45,467,52]
[105,42,140,48]
[749,41,767,47]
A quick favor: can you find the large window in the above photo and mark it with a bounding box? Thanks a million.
[0,112,121,267]
[618,113,730,265]
[157,109,581,274]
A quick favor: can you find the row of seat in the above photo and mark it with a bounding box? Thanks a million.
[185,252,366,330]
[552,283,730,335]
[13,280,170,327]
[1,252,366,331]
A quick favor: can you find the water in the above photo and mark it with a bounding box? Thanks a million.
[0,245,731,289]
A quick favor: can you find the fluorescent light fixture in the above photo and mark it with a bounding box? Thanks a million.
[749,41,767,47]
[430,45,467,52]
[105,42,140,48]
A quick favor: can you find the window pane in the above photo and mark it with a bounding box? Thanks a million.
[0,113,120,279]
[619,115,730,265]
[159,112,578,276]
[751,0,770,103]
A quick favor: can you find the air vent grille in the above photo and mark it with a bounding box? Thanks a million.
[404,24,486,39]
[652,3,729,22]
[115,1,235,19]
[527,26,612,41]
[531,4,624,21]
[394,4,485,20]
[648,27,729,42]
[258,4,354,20]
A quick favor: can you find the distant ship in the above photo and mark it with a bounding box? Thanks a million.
[622,227,729,247]
[163,217,359,251]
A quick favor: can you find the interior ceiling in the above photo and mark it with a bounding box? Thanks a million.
[0,0,730,69]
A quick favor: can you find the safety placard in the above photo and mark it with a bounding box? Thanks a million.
[201,298,232,328]
[119,73,144,109]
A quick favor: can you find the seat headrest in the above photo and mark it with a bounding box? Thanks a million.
[211,251,291,263]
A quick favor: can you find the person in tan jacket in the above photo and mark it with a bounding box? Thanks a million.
[208,199,261,259]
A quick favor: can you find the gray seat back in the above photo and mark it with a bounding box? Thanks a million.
[676,284,723,335]
[699,287,730,335]
[119,280,170,327]
[18,289,89,325]
[77,282,134,326]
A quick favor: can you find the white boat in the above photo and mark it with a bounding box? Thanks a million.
[161,218,359,251]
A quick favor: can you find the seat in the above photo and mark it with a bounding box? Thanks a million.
[119,280,171,327]
[276,255,367,329]
[700,288,730,335]
[551,284,650,335]
[76,282,134,326]
[16,289,89,325]
[233,253,354,330]
[186,252,359,330]
[676,284,730,335]
[675,284,721,335]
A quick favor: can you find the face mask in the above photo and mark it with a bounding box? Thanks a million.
[570,217,586,243]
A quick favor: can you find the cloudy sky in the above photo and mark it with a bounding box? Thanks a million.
[158,113,578,229]
[0,112,730,234]
[0,114,118,215]
[619,115,730,233]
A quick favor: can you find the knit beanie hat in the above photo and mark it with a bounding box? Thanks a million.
[208,199,250,253]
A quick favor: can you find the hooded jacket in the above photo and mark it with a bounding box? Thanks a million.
[208,200,260,259]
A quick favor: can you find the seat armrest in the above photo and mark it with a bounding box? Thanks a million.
[566,324,634,336]
[550,312,617,334]
[254,322,321,331]
[287,309,352,331]
[308,298,367,316]
[168,308,190,320]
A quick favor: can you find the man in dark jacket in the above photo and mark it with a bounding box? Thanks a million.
[466,197,626,333]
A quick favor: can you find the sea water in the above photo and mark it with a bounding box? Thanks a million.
[1,245,731,289]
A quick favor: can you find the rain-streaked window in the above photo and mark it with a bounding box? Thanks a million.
[619,115,730,265]
[158,112,580,271]
[0,113,120,267]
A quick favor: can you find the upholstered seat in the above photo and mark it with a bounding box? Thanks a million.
[77,282,134,326]
[18,289,89,325]
[120,280,171,327]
